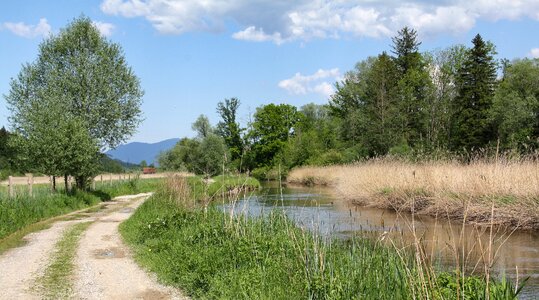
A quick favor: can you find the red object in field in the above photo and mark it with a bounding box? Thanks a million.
[142,167,156,174]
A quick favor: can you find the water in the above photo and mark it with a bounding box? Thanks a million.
[225,182,539,298]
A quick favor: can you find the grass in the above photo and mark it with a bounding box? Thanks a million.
[0,177,163,250]
[35,221,93,299]
[121,176,523,299]
[208,175,260,196]
[287,158,539,229]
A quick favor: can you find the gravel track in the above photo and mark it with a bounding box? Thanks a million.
[0,193,187,300]
[73,194,187,300]
[0,220,77,299]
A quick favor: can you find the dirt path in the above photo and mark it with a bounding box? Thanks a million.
[73,194,186,299]
[0,220,79,299]
[0,193,187,299]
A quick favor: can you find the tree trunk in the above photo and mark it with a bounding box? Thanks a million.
[76,176,86,190]
[64,174,69,193]
[52,176,56,191]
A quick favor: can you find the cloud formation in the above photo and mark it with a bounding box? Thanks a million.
[278,68,340,98]
[2,18,51,38]
[529,48,539,58]
[100,0,539,44]
[92,21,115,37]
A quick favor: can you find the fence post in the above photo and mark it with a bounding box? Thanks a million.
[8,176,14,198]
[109,173,113,185]
[92,179,96,190]
[128,173,131,181]
[28,174,33,197]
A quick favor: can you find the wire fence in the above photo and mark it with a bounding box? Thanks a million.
[0,173,170,199]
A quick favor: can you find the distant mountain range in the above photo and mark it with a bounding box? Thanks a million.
[105,138,179,165]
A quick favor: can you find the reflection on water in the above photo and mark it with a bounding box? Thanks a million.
[224,182,539,298]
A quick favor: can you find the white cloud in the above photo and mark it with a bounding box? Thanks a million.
[92,21,115,37]
[279,68,340,98]
[2,18,51,38]
[529,48,539,58]
[100,0,539,44]
[232,26,284,45]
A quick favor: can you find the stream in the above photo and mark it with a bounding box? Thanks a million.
[226,182,539,299]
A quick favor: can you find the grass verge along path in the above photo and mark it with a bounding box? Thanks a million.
[0,178,162,254]
[35,221,93,299]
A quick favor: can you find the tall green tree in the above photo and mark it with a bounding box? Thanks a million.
[391,27,432,147]
[0,127,14,175]
[330,58,374,118]
[425,45,468,149]
[6,16,143,188]
[392,27,423,73]
[216,98,243,161]
[450,34,498,152]
[360,52,400,155]
[249,104,301,167]
[192,114,213,139]
[284,104,342,167]
[489,58,539,150]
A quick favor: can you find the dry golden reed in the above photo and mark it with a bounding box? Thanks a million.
[288,158,539,229]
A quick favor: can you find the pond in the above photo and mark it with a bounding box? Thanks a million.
[225,182,539,299]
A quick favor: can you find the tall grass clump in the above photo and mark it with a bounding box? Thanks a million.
[121,176,522,299]
[0,178,163,241]
[0,190,100,240]
[288,157,539,229]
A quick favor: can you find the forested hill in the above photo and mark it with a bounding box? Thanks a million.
[106,138,179,165]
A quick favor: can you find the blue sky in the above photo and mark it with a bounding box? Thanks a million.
[1,0,538,144]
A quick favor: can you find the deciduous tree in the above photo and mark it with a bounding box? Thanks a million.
[6,16,143,188]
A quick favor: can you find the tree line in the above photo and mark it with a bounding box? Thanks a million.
[159,27,539,178]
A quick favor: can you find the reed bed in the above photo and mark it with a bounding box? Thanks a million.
[288,159,539,229]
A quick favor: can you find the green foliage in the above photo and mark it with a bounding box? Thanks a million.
[5,16,143,188]
[249,103,301,168]
[451,34,498,152]
[192,114,213,139]
[436,272,525,300]
[392,26,423,73]
[0,127,16,179]
[158,135,228,176]
[490,58,539,151]
[207,175,260,196]
[424,45,468,149]
[0,190,99,240]
[216,98,243,161]
[330,58,375,120]
[140,160,148,168]
[37,221,93,298]
[0,178,160,241]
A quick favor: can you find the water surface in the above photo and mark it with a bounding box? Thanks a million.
[226,182,539,298]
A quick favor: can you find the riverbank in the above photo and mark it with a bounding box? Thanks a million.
[287,159,539,230]
[120,175,522,299]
